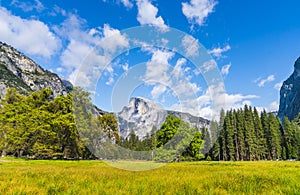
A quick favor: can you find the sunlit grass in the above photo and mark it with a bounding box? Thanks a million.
[0,159,299,194]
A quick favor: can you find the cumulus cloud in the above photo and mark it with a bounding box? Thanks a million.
[136,0,168,31]
[143,49,201,101]
[221,63,231,75]
[54,14,129,86]
[0,6,61,58]
[182,0,217,26]
[151,85,167,99]
[172,58,187,78]
[143,49,174,86]
[181,35,200,57]
[170,83,258,120]
[202,60,216,73]
[209,45,231,58]
[257,75,275,87]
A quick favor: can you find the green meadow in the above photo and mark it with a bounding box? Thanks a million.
[0,159,300,194]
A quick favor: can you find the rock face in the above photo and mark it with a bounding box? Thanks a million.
[0,42,71,99]
[278,57,300,120]
[117,97,210,139]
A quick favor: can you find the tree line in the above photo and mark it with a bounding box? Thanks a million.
[118,115,207,161]
[1,87,300,161]
[209,106,300,161]
[0,87,206,161]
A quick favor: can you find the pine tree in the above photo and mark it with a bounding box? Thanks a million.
[219,109,226,161]
[224,111,235,161]
[267,114,282,160]
[244,105,256,160]
[253,107,266,160]
[235,109,245,161]
[260,110,269,160]
[209,121,220,160]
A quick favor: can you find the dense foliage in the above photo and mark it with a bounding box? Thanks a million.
[209,106,300,161]
[118,115,206,161]
[1,88,300,161]
[0,87,119,159]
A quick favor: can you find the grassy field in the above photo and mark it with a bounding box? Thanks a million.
[0,158,300,194]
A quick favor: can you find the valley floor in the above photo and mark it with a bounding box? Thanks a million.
[0,158,299,194]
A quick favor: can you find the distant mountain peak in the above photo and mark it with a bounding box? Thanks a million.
[127,97,162,113]
[117,96,209,139]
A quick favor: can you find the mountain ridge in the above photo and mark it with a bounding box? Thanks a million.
[0,41,71,99]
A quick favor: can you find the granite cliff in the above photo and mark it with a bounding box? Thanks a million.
[0,42,71,99]
[278,57,300,120]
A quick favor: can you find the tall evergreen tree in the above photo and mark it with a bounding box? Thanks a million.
[244,105,256,160]
[224,111,235,160]
[253,107,266,160]
[267,114,282,160]
[235,109,245,160]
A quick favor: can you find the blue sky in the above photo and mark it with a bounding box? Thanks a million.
[1,0,300,119]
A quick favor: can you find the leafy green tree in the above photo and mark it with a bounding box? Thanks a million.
[156,115,181,148]
[98,113,120,143]
[185,131,204,160]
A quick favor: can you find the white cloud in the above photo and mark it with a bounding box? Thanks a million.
[105,76,114,85]
[181,35,199,57]
[151,84,167,99]
[172,79,201,97]
[182,0,217,26]
[120,0,133,8]
[172,58,187,78]
[122,63,129,73]
[143,49,201,103]
[254,77,261,84]
[221,63,231,75]
[170,83,258,120]
[143,49,173,99]
[269,101,279,111]
[202,60,216,73]
[54,14,129,85]
[0,6,61,58]
[51,5,67,17]
[209,45,231,58]
[136,0,168,31]
[274,81,283,91]
[257,75,275,87]
[11,0,45,12]
[99,24,129,52]
[143,49,174,86]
